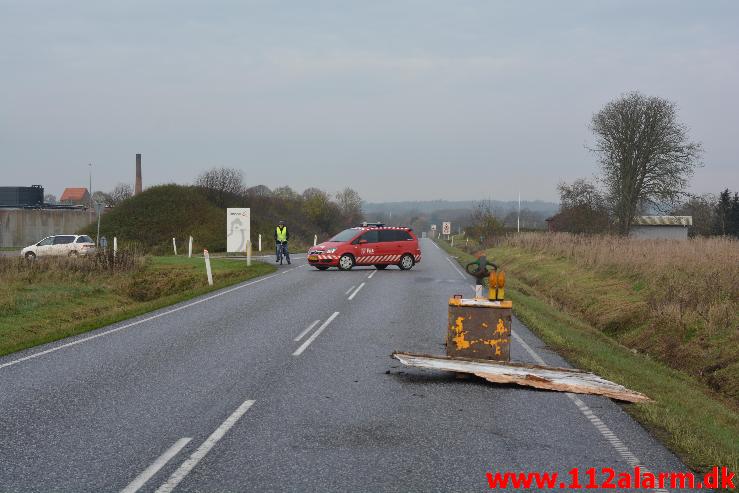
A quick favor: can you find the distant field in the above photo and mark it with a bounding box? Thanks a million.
[0,254,275,357]
[439,233,739,475]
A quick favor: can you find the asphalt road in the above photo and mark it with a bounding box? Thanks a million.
[0,238,693,492]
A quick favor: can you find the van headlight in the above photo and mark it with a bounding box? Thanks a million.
[326,248,337,253]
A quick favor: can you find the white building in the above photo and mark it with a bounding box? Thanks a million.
[630,216,693,240]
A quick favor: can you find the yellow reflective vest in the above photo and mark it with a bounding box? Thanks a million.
[275,226,288,242]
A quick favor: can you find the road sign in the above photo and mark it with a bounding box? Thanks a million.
[430,224,437,231]
[442,222,451,235]
[227,208,251,253]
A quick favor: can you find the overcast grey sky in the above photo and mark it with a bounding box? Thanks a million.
[1,1,737,202]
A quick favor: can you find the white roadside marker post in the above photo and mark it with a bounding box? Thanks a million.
[188,236,193,258]
[204,249,213,286]
[246,240,252,267]
[314,234,317,246]
[113,236,118,259]
[451,236,454,247]
[258,234,262,252]
[172,237,177,256]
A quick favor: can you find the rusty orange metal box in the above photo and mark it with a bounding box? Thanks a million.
[447,298,512,361]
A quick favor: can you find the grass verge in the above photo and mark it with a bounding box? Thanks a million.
[436,238,738,476]
[0,255,275,358]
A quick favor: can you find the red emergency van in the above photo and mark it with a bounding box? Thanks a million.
[307,224,421,271]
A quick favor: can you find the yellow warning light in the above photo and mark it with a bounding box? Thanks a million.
[496,271,506,289]
[489,271,497,288]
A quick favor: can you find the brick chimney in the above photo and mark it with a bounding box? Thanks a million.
[135,153,142,195]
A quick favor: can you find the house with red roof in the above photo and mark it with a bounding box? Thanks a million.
[59,188,90,206]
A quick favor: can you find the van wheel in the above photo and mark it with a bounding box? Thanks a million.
[25,252,36,260]
[338,254,355,271]
[68,251,78,257]
[374,264,387,270]
[399,254,414,270]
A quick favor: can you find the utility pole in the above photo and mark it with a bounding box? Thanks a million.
[88,163,93,222]
[517,192,521,233]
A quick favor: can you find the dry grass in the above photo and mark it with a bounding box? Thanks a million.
[474,233,739,402]
[0,254,274,357]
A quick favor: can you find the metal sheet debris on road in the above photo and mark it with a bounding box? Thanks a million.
[392,352,650,403]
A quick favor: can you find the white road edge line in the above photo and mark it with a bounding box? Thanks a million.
[0,270,288,371]
[446,257,467,279]
[367,270,376,279]
[347,282,365,300]
[154,399,256,493]
[120,438,192,493]
[344,285,356,295]
[292,312,339,356]
[294,320,320,342]
[510,331,669,493]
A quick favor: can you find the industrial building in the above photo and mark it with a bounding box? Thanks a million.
[0,185,44,208]
[630,216,693,240]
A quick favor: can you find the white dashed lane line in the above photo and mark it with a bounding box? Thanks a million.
[294,320,320,342]
[344,285,356,295]
[292,312,340,356]
[154,399,256,493]
[120,438,192,493]
[347,282,365,301]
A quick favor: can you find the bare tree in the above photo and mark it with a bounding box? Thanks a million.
[195,167,245,207]
[92,190,113,206]
[672,194,715,237]
[272,186,300,201]
[302,187,329,201]
[553,178,610,234]
[466,201,504,246]
[245,184,272,197]
[335,187,363,225]
[589,92,702,235]
[109,183,133,206]
[44,194,57,204]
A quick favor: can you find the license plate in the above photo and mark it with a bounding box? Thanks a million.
[308,255,319,261]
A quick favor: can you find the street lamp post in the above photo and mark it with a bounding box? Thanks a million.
[89,163,93,201]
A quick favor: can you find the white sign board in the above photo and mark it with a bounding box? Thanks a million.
[430,224,437,231]
[227,208,251,253]
[442,222,451,235]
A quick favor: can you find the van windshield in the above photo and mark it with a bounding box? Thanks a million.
[329,229,359,242]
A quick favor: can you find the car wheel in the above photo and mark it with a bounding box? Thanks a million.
[374,264,387,270]
[24,252,36,260]
[315,265,329,270]
[399,254,414,270]
[338,254,355,271]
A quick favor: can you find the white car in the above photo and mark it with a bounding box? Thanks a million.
[21,235,96,259]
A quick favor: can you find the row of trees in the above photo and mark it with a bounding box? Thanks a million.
[673,189,739,237]
[193,167,364,241]
[552,91,710,235]
[552,180,739,238]
[90,170,365,253]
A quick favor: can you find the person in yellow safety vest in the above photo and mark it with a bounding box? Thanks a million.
[274,220,290,264]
